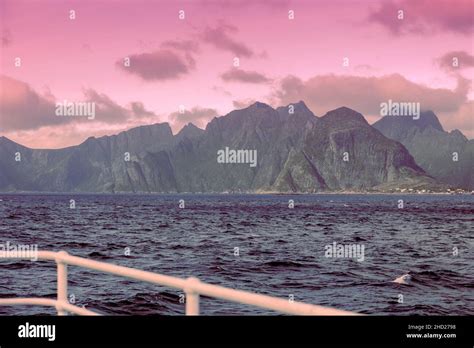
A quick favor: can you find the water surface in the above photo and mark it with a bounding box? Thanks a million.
[0,194,472,315]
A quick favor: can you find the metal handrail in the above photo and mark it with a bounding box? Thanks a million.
[0,250,360,316]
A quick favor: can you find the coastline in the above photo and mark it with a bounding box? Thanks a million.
[0,190,472,195]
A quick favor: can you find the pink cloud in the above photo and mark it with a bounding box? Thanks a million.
[439,101,474,136]
[232,98,257,109]
[1,29,12,47]
[0,76,160,134]
[273,73,473,136]
[83,89,159,124]
[202,24,254,57]
[369,0,474,35]
[200,0,290,10]
[3,124,113,150]
[0,75,59,131]
[168,106,218,132]
[161,40,200,53]
[221,68,272,84]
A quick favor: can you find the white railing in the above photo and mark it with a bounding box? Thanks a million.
[0,250,360,316]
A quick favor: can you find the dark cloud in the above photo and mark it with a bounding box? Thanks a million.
[130,101,155,118]
[1,29,12,47]
[116,49,195,81]
[83,89,159,123]
[211,85,232,97]
[0,75,158,132]
[221,68,271,84]
[202,24,254,57]
[82,89,130,124]
[369,0,473,35]
[0,75,59,132]
[161,40,199,53]
[437,51,474,71]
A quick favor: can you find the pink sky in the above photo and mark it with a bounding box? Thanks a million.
[1,0,473,148]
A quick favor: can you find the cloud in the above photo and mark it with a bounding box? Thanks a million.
[4,124,122,150]
[0,75,59,132]
[84,89,158,124]
[116,49,195,81]
[211,85,232,97]
[82,89,159,124]
[439,101,474,136]
[202,24,254,57]
[1,29,12,47]
[221,68,271,84]
[200,0,289,10]
[82,89,130,124]
[369,0,474,35]
[161,40,199,53]
[168,106,218,131]
[130,101,155,118]
[233,99,257,109]
[272,73,473,136]
[117,39,199,81]
[437,51,474,72]
[82,43,92,52]
[0,75,159,132]
[354,64,378,73]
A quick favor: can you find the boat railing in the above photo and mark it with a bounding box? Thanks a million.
[0,250,360,316]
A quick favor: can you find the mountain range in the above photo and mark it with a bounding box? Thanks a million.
[373,111,473,190]
[0,101,471,193]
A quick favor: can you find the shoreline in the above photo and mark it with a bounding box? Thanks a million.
[0,191,472,196]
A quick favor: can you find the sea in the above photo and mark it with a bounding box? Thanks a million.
[0,193,472,315]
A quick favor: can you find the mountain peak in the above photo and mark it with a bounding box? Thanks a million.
[322,106,368,125]
[330,106,356,113]
[373,110,472,190]
[417,111,444,132]
[373,110,444,136]
[276,101,318,126]
[176,122,204,139]
[449,129,467,140]
[293,100,308,108]
[290,101,314,115]
[182,122,199,130]
[248,101,272,109]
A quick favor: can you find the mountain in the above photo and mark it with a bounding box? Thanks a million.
[272,107,435,192]
[175,123,205,142]
[0,102,446,193]
[373,111,474,190]
[0,123,175,192]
